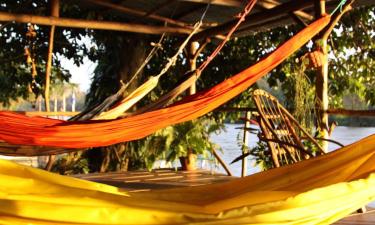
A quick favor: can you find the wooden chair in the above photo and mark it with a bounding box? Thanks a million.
[251,89,343,168]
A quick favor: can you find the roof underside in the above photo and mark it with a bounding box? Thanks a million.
[71,0,374,39]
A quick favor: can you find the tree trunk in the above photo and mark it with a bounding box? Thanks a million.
[94,34,148,173]
[117,34,147,95]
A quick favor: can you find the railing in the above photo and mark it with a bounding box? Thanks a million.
[13,108,375,176]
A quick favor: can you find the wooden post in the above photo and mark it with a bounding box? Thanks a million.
[180,41,200,171]
[313,0,354,153]
[38,96,42,111]
[212,147,233,176]
[188,41,199,95]
[44,0,59,171]
[62,92,66,112]
[53,95,57,112]
[44,0,59,112]
[241,111,251,177]
[314,0,329,152]
[71,91,76,112]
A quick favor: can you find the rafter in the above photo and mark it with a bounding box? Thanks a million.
[173,4,207,20]
[145,0,178,17]
[0,12,192,35]
[179,0,243,7]
[192,0,314,41]
[257,0,313,21]
[82,0,189,28]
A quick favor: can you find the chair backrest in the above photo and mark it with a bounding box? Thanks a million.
[252,89,324,168]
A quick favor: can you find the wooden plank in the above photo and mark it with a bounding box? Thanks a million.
[334,210,375,225]
[257,0,313,21]
[0,12,192,35]
[179,0,243,7]
[144,0,178,17]
[75,169,235,191]
[327,109,375,117]
[84,0,189,28]
[193,0,313,40]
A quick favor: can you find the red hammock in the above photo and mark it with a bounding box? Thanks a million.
[0,16,330,148]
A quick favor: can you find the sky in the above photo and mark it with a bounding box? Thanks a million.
[60,56,95,93]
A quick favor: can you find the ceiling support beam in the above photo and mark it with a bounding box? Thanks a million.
[257,0,313,21]
[173,4,207,20]
[0,11,192,35]
[145,0,178,17]
[179,0,243,7]
[192,0,314,41]
[83,0,189,28]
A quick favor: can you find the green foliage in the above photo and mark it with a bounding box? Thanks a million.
[329,6,375,106]
[166,118,224,162]
[52,152,89,175]
[0,0,87,105]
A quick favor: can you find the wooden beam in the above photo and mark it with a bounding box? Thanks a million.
[180,0,242,7]
[15,108,375,118]
[0,12,192,35]
[173,4,207,20]
[193,0,314,40]
[83,0,189,28]
[257,0,314,21]
[17,111,80,117]
[327,109,375,117]
[234,14,291,36]
[145,0,177,17]
[218,107,375,117]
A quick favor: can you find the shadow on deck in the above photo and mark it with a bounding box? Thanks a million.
[75,169,375,224]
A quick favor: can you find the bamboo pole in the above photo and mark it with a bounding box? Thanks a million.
[0,12,192,35]
[212,148,233,176]
[241,111,251,177]
[44,0,59,112]
[188,41,200,95]
[44,0,59,171]
[314,0,329,152]
[314,0,354,152]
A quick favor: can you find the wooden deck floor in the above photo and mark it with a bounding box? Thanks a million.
[74,168,235,191]
[334,209,375,225]
[76,169,375,224]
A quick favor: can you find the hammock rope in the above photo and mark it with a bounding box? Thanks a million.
[132,0,257,114]
[71,3,210,121]
[198,0,257,72]
[331,0,348,15]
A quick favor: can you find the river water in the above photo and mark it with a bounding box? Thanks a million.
[210,124,375,208]
[210,125,375,177]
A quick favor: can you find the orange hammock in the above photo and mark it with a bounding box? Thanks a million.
[0,16,330,149]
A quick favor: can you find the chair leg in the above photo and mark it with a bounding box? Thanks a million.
[356,206,367,214]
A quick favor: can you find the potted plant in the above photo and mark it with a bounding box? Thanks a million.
[166,118,223,171]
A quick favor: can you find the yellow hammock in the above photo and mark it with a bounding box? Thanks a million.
[1,134,374,225]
